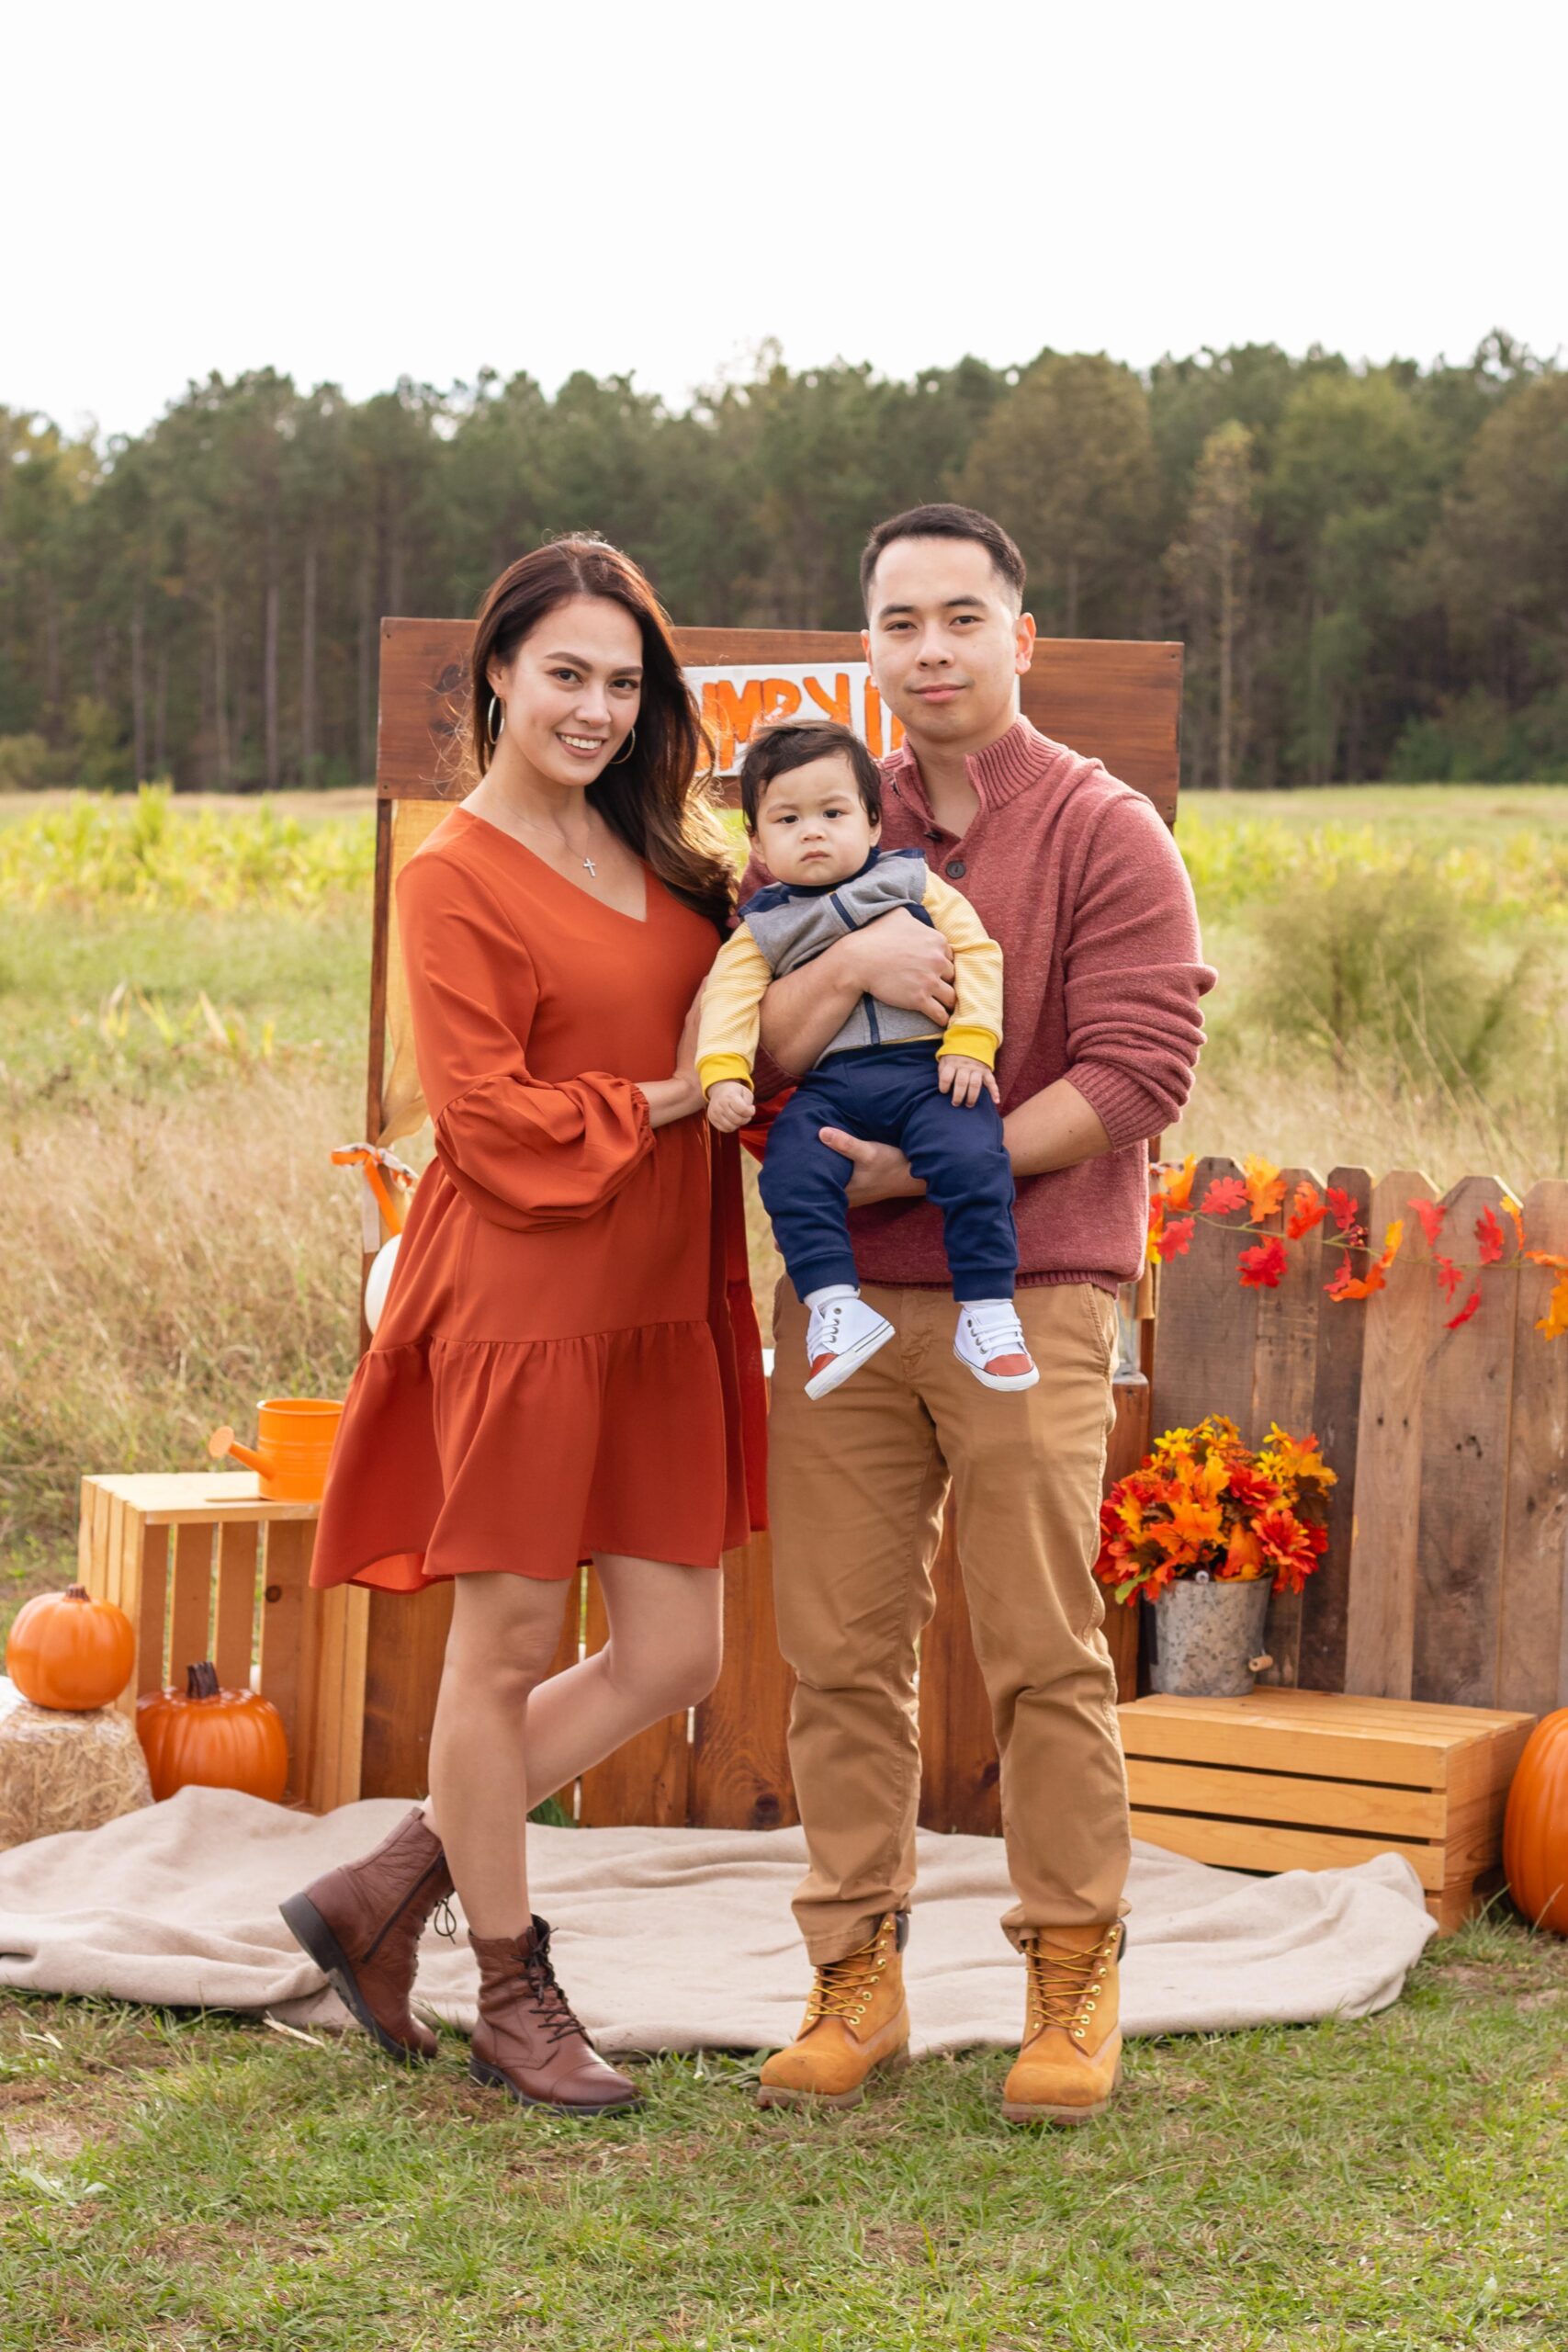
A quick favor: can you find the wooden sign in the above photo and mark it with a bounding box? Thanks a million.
[683,662,904,772]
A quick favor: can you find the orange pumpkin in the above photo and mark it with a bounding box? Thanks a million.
[6,1584,135,1711]
[1503,1707,1568,1937]
[136,1662,288,1804]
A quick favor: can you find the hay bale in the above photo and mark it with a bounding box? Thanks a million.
[0,1699,154,1849]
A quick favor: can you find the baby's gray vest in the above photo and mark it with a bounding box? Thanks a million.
[740,848,942,1060]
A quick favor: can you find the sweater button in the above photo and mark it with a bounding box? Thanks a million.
[945,858,966,879]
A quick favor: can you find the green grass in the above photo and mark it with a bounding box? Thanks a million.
[1,1911,1562,2350]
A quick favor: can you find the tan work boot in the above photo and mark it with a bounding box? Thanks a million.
[757,1911,910,2109]
[1001,1919,1125,2125]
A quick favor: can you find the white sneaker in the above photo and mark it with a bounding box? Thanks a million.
[953,1302,1040,1392]
[804,1294,896,1399]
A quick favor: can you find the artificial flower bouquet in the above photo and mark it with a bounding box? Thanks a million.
[1095,1415,1336,1608]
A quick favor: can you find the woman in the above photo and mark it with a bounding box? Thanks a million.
[283,539,763,2116]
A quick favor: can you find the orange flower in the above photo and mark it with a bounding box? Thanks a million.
[1158,1154,1198,1210]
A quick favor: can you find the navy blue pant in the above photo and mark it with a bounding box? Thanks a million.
[759,1042,1018,1304]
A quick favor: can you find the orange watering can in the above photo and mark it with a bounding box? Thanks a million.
[208,1397,343,1500]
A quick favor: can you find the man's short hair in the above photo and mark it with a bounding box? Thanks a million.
[739,720,883,835]
[860,502,1026,612]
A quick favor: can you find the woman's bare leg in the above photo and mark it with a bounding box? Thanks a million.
[424,1556,723,1922]
[519,1553,723,1802]
[426,1571,572,1938]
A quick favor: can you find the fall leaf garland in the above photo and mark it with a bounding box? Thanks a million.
[1148,1157,1567,1340]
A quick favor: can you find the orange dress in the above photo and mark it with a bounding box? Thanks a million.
[310,806,763,1591]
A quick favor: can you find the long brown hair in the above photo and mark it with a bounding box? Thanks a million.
[469,538,733,932]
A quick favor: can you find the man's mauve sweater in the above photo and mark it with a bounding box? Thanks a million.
[744,718,1216,1295]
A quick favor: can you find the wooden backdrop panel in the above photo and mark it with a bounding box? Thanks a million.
[1499,1179,1568,1715]
[1297,1166,1371,1691]
[373,620,1182,821]
[1248,1165,1325,1687]
[691,1532,798,1831]
[1342,1172,1438,1700]
[1148,1157,1259,1437]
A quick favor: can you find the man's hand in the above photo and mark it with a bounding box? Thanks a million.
[818,1128,926,1207]
[937,1053,999,1109]
[845,909,958,1026]
[706,1080,755,1135]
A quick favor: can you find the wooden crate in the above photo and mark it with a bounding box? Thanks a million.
[1120,1688,1536,1933]
[76,1472,364,1815]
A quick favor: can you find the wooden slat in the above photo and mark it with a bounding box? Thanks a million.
[373,618,1182,822]
[1100,1373,1150,1702]
[691,1532,798,1830]
[1148,1157,1258,1437]
[918,1509,999,1836]
[358,1580,453,1801]
[1343,1170,1438,1698]
[84,1472,319,1525]
[257,1520,312,1797]
[1124,1756,1448,1839]
[536,1563,586,1817]
[130,1523,168,1708]
[577,1566,691,1827]
[166,1522,215,1687]
[1299,1165,1371,1691]
[1248,1164,1325,1687]
[1119,1695,1450,1786]
[1129,1807,1448,1892]
[1412,1176,1519,1706]
[300,1582,371,1814]
[213,1521,259,1693]
[1497,1178,1568,1714]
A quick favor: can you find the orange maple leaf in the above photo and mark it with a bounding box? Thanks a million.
[1504,1197,1525,1252]
[1537,1275,1568,1342]
[1158,1154,1198,1210]
[1476,1205,1506,1265]
[1201,1174,1248,1216]
[1446,1286,1483,1331]
[1242,1155,1287,1224]
[1286,1182,1326,1240]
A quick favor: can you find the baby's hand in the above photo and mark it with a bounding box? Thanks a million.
[706,1080,756,1134]
[937,1055,999,1110]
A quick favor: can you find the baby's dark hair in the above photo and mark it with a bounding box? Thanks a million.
[739,720,883,835]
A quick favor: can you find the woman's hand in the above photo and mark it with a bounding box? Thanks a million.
[637,983,706,1129]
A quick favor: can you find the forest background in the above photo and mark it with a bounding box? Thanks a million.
[4,332,1567,801]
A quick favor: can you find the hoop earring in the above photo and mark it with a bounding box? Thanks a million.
[486,695,503,747]
[609,725,637,767]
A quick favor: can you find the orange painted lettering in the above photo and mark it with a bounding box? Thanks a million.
[706,677,764,771]
[805,672,852,726]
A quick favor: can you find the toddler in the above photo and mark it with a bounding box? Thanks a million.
[698,720,1037,1398]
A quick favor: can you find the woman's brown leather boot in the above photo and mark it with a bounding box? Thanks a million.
[280,1807,455,2064]
[468,1918,641,2115]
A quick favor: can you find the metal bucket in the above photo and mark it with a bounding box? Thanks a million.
[1148,1576,1272,1698]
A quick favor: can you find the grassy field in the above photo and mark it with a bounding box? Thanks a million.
[2,1909,1564,2352]
[2,782,1566,2349]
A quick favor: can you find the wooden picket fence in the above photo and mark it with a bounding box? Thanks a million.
[1149,1160,1568,1723]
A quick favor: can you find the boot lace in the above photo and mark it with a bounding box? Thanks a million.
[433,1897,457,1941]
[804,1917,896,2030]
[1024,1925,1120,2042]
[515,1926,589,2049]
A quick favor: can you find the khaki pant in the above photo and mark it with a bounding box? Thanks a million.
[771,1280,1130,1962]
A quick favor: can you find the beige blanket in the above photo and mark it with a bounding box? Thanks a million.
[0,1791,1436,2051]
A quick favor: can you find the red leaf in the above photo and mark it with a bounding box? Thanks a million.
[1201,1175,1248,1216]
[1446,1286,1483,1331]
[1475,1206,1506,1265]
[1161,1215,1195,1260]
[1286,1182,1326,1240]
[1411,1198,1446,1249]
[1434,1254,1464,1301]
[1238,1237,1288,1290]
[1326,1186,1362,1233]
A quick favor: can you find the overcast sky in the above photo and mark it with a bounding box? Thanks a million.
[6,0,1562,445]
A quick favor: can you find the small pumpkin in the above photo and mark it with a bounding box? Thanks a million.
[136,1661,288,1804]
[1504,1707,1568,1937]
[6,1584,135,1712]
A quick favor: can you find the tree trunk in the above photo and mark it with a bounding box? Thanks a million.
[1217,546,1235,793]
[214,594,231,788]
[357,554,374,784]
[264,575,280,793]
[300,538,318,785]
[1065,553,1079,639]
[130,596,148,786]
[153,641,168,778]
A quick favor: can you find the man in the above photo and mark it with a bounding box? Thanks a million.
[747,503,1214,2124]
